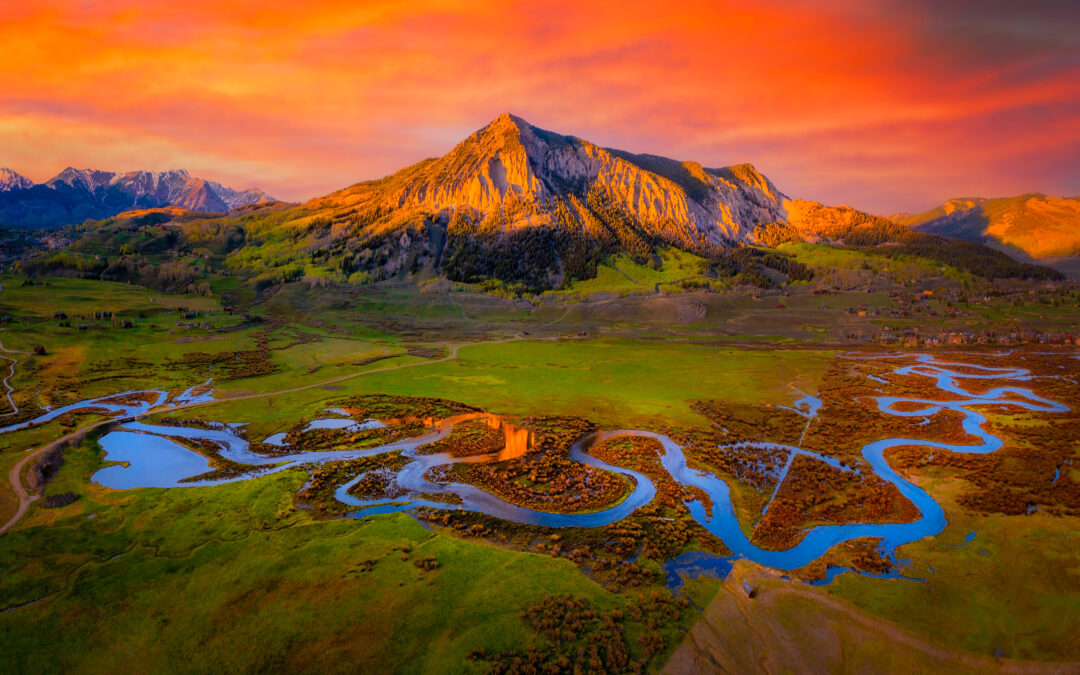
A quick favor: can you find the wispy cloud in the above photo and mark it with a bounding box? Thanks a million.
[1,0,1076,213]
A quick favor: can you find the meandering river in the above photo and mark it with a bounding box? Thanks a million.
[2,353,1067,573]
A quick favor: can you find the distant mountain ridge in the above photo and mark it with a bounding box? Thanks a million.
[0,167,274,228]
[894,194,1080,260]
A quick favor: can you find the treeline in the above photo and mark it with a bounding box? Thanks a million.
[16,251,215,294]
[442,208,599,291]
[848,217,1064,280]
[710,247,814,288]
[16,215,249,293]
[867,234,1062,281]
[439,193,814,292]
[13,188,842,296]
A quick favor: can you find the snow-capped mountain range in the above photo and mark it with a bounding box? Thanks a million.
[0,167,274,228]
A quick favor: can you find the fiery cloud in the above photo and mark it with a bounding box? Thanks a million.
[2,0,1077,213]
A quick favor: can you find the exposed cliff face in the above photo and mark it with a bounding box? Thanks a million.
[310,113,787,251]
[896,194,1080,260]
[0,168,274,228]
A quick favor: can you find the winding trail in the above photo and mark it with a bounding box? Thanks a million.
[0,339,26,417]
[1,422,116,535]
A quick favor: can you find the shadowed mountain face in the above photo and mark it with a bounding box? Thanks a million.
[0,168,274,228]
[895,195,1080,260]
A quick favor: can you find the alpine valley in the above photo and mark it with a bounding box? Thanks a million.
[2,114,1079,675]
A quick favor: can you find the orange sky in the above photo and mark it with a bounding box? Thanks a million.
[2,0,1078,213]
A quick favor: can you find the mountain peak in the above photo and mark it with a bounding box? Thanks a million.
[485,112,530,130]
[901,192,1080,260]
[0,168,33,191]
[47,167,116,191]
[0,167,275,228]
[472,113,539,150]
[317,115,788,248]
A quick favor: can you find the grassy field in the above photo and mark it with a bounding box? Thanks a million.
[825,475,1080,661]
[3,438,706,673]
[164,338,832,440]
[2,272,1079,672]
[776,242,976,286]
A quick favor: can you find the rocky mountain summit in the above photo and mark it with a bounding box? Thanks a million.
[175,113,1056,290]
[0,168,274,228]
[0,169,34,192]
[317,113,788,252]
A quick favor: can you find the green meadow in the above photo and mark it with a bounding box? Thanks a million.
[168,338,831,439]
[2,440,692,673]
[1,271,1079,672]
[825,475,1080,661]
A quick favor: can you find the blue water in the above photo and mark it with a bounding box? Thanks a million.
[304,418,364,432]
[262,432,287,446]
[954,532,977,547]
[805,565,925,586]
[93,432,212,488]
[260,414,384,447]
[0,389,170,434]
[2,353,1068,578]
[663,551,735,591]
[172,378,215,405]
[303,417,383,433]
[779,389,822,419]
[336,427,657,528]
